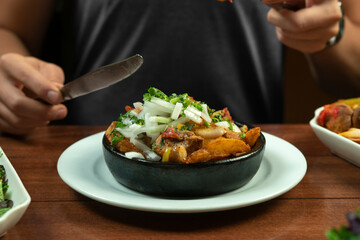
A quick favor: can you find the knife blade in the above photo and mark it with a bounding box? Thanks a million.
[60,54,143,102]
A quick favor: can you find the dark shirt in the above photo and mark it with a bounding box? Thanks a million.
[53,0,283,125]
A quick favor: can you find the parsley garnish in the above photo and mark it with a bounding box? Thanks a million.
[117,111,144,128]
[160,137,165,149]
[143,87,169,102]
[111,135,124,146]
[240,132,246,139]
[180,123,194,131]
[151,142,157,151]
[226,118,233,131]
[211,113,223,123]
[142,87,207,115]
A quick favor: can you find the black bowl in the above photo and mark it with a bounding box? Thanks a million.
[102,130,266,198]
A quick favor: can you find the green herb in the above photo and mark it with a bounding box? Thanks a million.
[143,87,169,102]
[240,132,246,139]
[211,113,223,123]
[0,165,8,196]
[117,111,144,128]
[143,87,208,116]
[0,165,13,217]
[208,108,216,115]
[356,210,360,218]
[326,210,360,240]
[326,227,360,240]
[160,137,165,149]
[151,142,157,151]
[226,118,233,131]
[169,96,180,104]
[169,93,188,105]
[180,123,195,131]
[136,118,145,126]
[111,135,124,146]
[0,207,12,217]
[204,121,210,128]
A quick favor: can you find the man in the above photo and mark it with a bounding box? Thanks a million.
[0,0,358,135]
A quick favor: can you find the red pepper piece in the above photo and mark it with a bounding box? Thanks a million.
[125,105,134,112]
[222,107,233,122]
[162,126,182,140]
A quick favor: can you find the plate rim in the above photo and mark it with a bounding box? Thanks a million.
[57,131,307,213]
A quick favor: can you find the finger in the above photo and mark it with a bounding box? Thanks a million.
[275,27,327,52]
[23,82,63,99]
[0,100,50,135]
[0,53,63,104]
[276,23,338,41]
[0,97,67,135]
[23,58,65,98]
[0,101,49,129]
[6,96,67,121]
[0,79,67,121]
[27,57,65,85]
[268,1,342,32]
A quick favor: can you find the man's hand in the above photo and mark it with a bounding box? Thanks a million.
[266,0,343,53]
[0,53,68,135]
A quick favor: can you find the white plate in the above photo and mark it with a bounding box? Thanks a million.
[0,147,31,237]
[57,131,307,213]
[310,107,360,167]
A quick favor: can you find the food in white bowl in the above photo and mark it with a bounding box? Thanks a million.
[309,97,360,167]
[0,147,31,237]
[316,97,360,143]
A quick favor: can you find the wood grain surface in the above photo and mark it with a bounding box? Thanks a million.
[0,125,359,240]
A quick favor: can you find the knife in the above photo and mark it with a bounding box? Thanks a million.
[59,54,143,102]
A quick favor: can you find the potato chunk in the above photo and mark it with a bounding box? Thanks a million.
[245,127,261,147]
[339,128,360,143]
[185,137,251,163]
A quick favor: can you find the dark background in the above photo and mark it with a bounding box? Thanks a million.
[283,48,337,123]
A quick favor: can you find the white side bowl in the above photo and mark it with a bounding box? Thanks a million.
[0,147,31,237]
[309,107,360,167]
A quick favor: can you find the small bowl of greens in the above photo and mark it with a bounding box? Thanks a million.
[0,147,31,237]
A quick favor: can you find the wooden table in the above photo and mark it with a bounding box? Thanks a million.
[0,125,359,240]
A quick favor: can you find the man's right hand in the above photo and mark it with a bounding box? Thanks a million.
[0,53,68,135]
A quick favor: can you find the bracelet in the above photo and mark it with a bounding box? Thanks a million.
[325,1,344,48]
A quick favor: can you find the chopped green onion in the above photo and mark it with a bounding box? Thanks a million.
[149,116,171,124]
[211,113,223,123]
[226,118,233,131]
[111,135,124,146]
